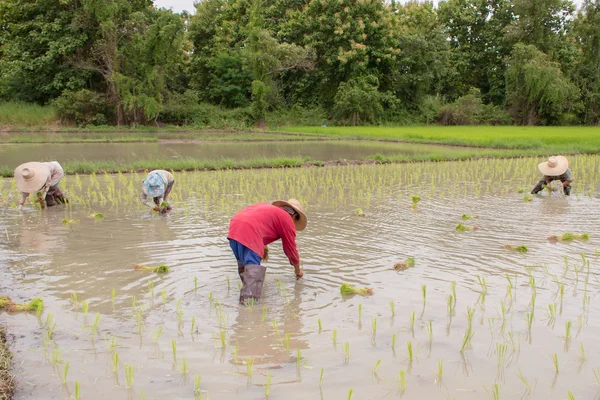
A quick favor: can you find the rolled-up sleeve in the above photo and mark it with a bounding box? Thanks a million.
[139,191,153,208]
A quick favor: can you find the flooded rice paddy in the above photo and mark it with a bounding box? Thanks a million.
[1,155,600,399]
[0,141,477,168]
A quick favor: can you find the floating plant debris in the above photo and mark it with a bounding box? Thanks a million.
[355,208,365,217]
[456,223,480,232]
[504,245,529,253]
[394,257,415,271]
[88,212,104,219]
[340,283,374,297]
[547,233,590,243]
[133,264,170,273]
[411,195,421,206]
[62,219,79,225]
[0,296,44,312]
[461,214,479,220]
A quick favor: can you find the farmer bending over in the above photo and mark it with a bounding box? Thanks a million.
[140,170,175,213]
[228,199,307,304]
[15,161,67,209]
[531,156,573,196]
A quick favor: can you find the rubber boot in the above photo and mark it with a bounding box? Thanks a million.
[239,264,267,304]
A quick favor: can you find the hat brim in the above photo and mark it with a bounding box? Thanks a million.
[14,162,49,193]
[538,156,568,176]
[272,200,307,231]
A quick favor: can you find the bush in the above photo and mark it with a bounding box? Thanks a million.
[333,76,383,125]
[419,95,444,124]
[54,90,111,126]
[436,88,512,126]
[266,104,328,126]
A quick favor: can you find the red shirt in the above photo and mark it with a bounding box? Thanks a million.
[228,203,300,266]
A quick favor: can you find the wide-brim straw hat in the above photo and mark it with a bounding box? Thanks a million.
[142,171,166,197]
[538,156,569,176]
[14,162,49,193]
[272,199,307,231]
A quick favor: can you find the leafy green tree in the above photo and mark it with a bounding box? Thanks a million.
[333,75,382,125]
[505,43,579,125]
[572,0,600,124]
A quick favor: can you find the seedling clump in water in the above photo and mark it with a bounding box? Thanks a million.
[504,244,529,253]
[355,208,365,217]
[133,264,170,273]
[547,232,590,243]
[456,223,480,232]
[461,214,479,220]
[394,257,414,271]
[340,283,374,296]
[0,296,44,312]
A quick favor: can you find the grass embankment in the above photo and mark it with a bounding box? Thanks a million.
[0,131,321,143]
[0,328,15,399]
[279,126,600,154]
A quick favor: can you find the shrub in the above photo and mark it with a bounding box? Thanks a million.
[54,90,111,126]
[333,76,383,125]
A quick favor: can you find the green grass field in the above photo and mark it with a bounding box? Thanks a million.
[277,126,600,153]
[0,102,57,127]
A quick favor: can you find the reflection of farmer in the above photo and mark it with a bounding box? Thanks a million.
[531,156,573,196]
[15,161,67,209]
[228,199,307,304]
[140,170,175,212]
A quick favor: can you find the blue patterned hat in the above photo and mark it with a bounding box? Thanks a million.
[142,172,165,197]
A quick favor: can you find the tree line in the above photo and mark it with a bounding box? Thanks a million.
[0,0,599,127]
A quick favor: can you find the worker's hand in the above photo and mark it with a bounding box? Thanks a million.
[153,206,160,212]
[294,265,304,279]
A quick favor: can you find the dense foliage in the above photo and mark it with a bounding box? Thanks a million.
[1,0,599,126]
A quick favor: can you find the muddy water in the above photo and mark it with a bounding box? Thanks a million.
[0,141,474,168]
[1,156,600,400]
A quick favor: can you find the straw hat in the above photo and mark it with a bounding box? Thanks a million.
[14,162,49,193]
[272,199,307,231]
[538,156,569,176]
[142,171,166,197]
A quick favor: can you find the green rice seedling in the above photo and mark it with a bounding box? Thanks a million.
[373,360,382,374]
[74,381,80,400]
[134,264,169,273]
[219,330,226,348]
[436,359,443,384]
[44,312,54,329]
[246,357,254,379]
[89,212,104,219]
[91,313,101,341]
[392,333,397,351]
[194,375,202,395]
[552,353,559,372]
[547,303,557,320]
[71,293,78,307]
[61,219,79,225]
[148,280,155,298]
[296,349,302,368]
[265,373,272,398]
[124,364,134,388]
[421,285,427,309]
[112,352,119,372]
[476,276,488,295]
[319,368,324,385]
[358,304,362,320]
[517,369,530,393]
[447,295,454,317]
[488,383,500,400]
[526,312,534,333]
[567,391,575,400]
[451,281,457,303]
[398,370,406,393]
[394,257,415,271]
[82,300,89,318]
[565,321,572,340]
[355,207,365,217]
[111,288,116,303]
[343,342,350,361]
[548,232,591,243]
[271,319,279,334]
[496,343,507,369]
[61,361,69,384]
[131,296,137,310]
[372,318,377,335]
[523,193,533,202]
[318,318,322,333]
[153,326,163,344]
[226,275,231,290]
[409,311,415,334]
[172,339,177,362]
[340,283,374,296]
[407,341,414,361]
[579,343,587,362]
[208,291,213,304]
[411,195,421,206]
[194,277,198,291]
[161,290,167,305]
[427,321,433,342]
[332,329,337,345]
[284,333,291,350]
[460,327,474,353]
[190,317,196,335]
[504,244,528,253]
[3,297,45,312]
[50,346,61,365]
[181,357,189,375]
[461,214,479,220]
[390,301,396,317]
[347,388,353,400]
